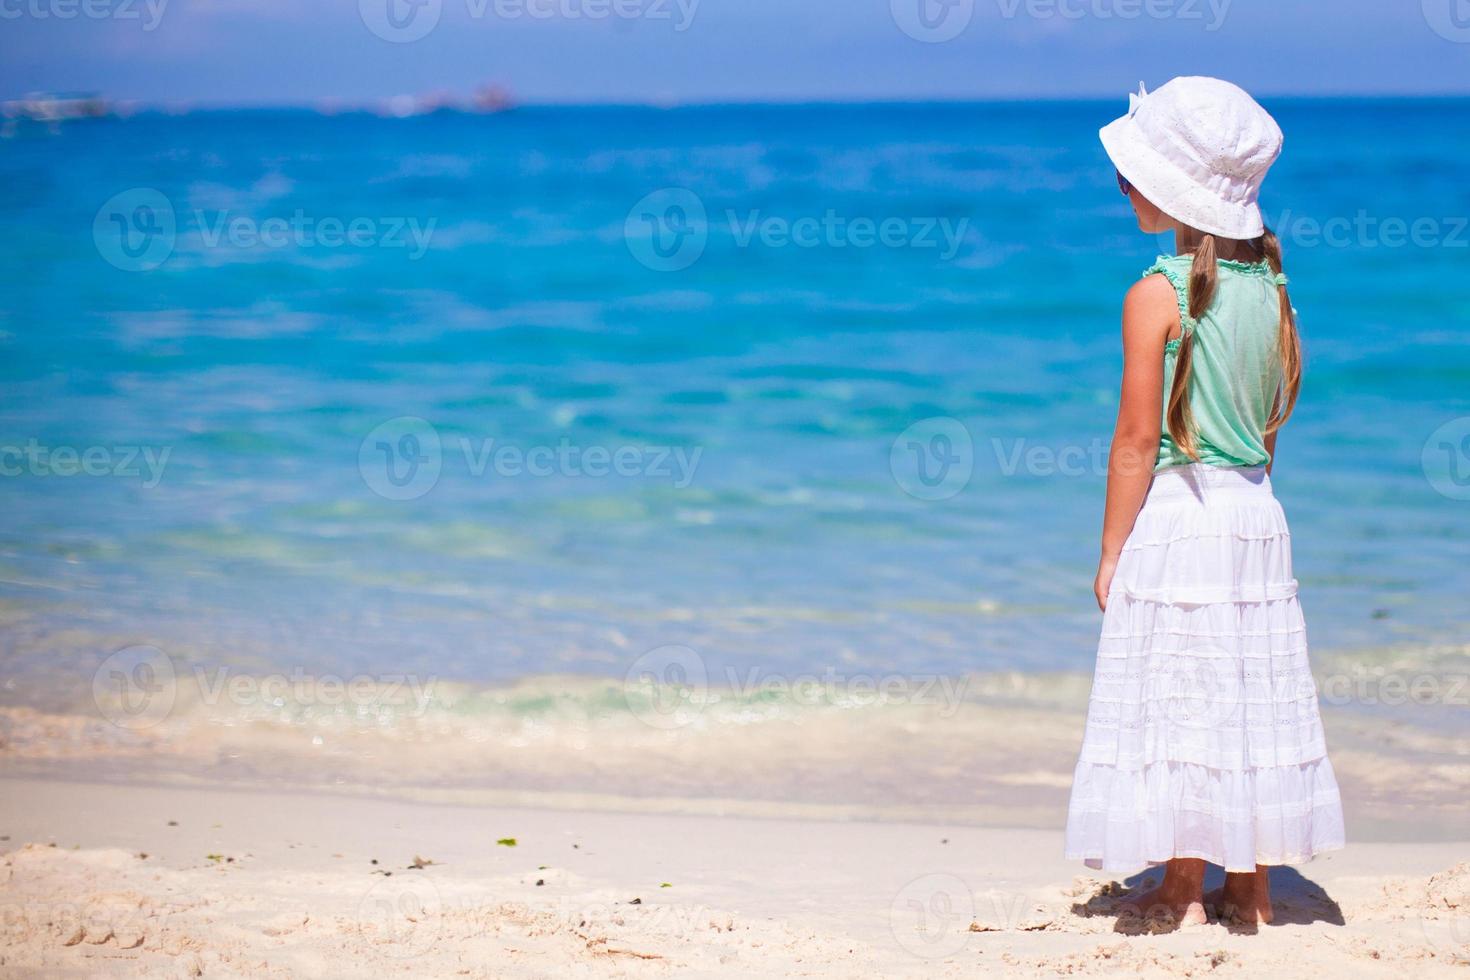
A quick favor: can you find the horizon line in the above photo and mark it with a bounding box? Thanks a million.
[11,91,1470,114]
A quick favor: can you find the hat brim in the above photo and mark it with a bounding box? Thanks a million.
[1100,115,1266,240]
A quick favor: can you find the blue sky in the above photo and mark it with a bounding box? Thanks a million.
[3,0,1469,105]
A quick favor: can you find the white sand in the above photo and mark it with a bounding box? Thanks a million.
[1,776,1466,978]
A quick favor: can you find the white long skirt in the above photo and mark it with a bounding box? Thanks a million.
[1064,464,1346,873]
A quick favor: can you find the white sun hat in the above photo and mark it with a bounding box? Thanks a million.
[1100,76,1283,240]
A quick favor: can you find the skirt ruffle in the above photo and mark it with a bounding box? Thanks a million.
[1064,465,1346,873]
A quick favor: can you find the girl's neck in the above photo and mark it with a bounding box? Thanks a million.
[1173,228,1260,263]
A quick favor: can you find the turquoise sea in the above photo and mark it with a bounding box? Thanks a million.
[0,102,1467,793]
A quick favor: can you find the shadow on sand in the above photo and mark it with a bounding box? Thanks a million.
[1070,865,1346,935]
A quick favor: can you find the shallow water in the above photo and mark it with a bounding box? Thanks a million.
[0,102,1467,817]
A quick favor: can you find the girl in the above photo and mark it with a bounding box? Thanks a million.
[1064,77,1346,926]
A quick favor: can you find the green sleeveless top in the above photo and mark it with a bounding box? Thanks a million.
[1146,255,1290,472]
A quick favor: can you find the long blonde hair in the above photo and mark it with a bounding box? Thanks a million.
[1165,229,1302,459]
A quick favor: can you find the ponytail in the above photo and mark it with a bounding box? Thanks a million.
[1257,229,1302,434]
[1164,234,1219,460]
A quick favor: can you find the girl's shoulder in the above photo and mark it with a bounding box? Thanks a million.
[1138,256,1194,334]
[1141,254,1194,279]
[1143,252,1287,283]
[1139,254,1194,300]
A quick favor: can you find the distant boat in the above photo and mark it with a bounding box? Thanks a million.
[470,85,516,114]
[370,84,517,119]
[1,92,111,135]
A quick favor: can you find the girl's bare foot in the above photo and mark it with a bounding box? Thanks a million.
[1205,865,1274,925]
[1120,858,1209,925]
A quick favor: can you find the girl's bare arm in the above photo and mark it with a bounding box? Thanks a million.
[1094,274,1176,611]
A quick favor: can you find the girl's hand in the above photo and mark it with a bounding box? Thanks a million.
[1094,553,1119,612]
